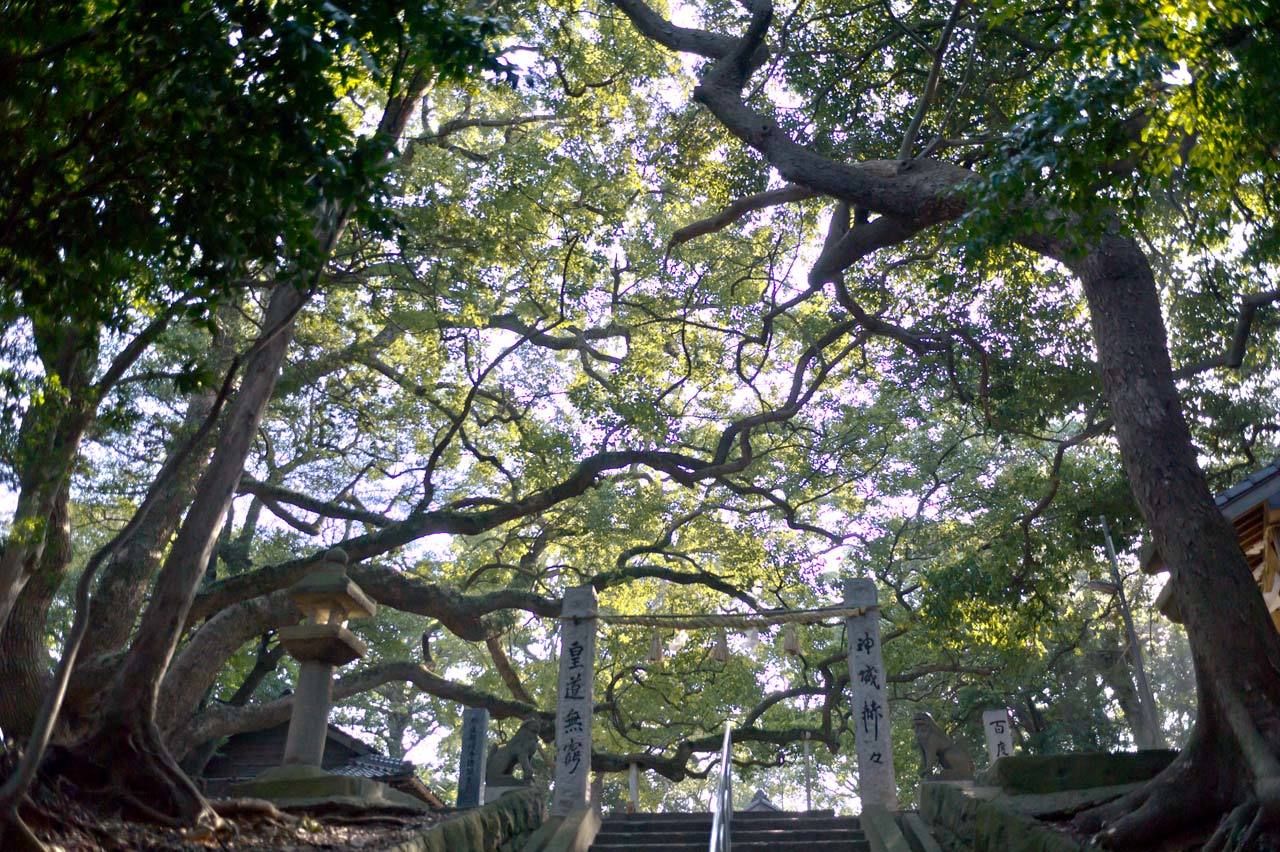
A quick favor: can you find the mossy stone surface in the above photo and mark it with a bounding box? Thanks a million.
[921,782,1102,852]
[979,751,1176,795]
[381,787,544,852]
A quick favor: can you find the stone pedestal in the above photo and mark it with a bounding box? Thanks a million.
[551,585,597,817]
[483,784,527,804]
[283,660,336,766]
[845,577,898,810]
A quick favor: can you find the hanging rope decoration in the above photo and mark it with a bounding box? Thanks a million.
[711,628,730,663]
[782,623,801,656]
[647,630,665,665]
[595,604,867,630]
[743,627,760,654]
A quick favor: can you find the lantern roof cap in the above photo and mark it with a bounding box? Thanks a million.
[288,549,376,620]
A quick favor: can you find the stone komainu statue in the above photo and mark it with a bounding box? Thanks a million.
[485,718,543,786]
[912,712,975,781]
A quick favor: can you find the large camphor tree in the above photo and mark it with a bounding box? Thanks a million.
[601,0,1280,846]
[0,0,1278,848]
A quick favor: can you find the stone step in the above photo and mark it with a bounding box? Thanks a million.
[594,828,867,844]
[601,811,837,823]
[596,813,860,823]
[600,811,855,822]
[591,841,870,852]
[591,810,869,852]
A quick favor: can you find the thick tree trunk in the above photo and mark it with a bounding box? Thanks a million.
[56,282,304,827]
[106,281,304,705]
[0,363,93,637]
[81,387,220,662]
[81,305,236,670]
[0,482,70,740]
[156,591,298,737]
[1068,234,1280,847]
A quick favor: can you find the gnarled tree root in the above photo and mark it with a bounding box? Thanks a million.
[1074,744,1280,851]
[50,718,218,829]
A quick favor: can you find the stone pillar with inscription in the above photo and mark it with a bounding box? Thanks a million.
[845,578,898,810]
[457,707,489,808]
[982,708,1015,764]
[551,585,597,816]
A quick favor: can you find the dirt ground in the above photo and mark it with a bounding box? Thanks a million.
[25,787,451,851]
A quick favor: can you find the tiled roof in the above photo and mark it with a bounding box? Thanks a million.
[1215,459,1280,512]
[331,753,414,779]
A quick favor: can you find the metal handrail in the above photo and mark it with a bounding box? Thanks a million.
[708,721,733,852]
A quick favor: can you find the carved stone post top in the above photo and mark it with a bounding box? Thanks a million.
[843,577,879,609]
[561,584,598,619]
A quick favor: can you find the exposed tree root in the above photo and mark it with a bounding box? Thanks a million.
[210,796,298,824]
[1203,779,1280,852]
[51,718,218,829]
[1073,737,1280,851]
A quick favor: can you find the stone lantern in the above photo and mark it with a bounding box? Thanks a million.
[232,549,425,810]
[278,548,375,767]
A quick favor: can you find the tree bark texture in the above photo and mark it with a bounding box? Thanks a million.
[94,280,307,730]
[0,481,69,739]
[0,333,95,638]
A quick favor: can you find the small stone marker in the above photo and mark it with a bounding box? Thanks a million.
[457,707,489,808]
[983,708,1015,764]
[628,762,639,813]
[551,584,597,816]
[845,577,898,810]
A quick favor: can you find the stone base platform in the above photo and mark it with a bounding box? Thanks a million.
[231,764,431,812]
[482,783,529,804]
[919,750,1178,851]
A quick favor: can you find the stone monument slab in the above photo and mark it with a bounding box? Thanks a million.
[458,707,489,809]
[845,577,898,810]
[551,585,597,817]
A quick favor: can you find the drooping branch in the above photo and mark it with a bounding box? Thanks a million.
[192,562,560,640]
[237,477,391,528]
[667,184,819,252]
[417,113,556,143]
[593,563,761,610]
[172,661,547,759]
[486,636,537,705]
[592,724,835,781]
[1176,288,1280,376]
[187,446,755,625]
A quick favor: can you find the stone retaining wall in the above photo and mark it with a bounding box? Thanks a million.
[382,788,545,852]
[920,783,1100,852]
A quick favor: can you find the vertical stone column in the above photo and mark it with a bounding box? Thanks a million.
[982,708,1015,764]
[283,659,337,766]
[845,578,898,810]
[551,584,597,816]
[457,707,490,808]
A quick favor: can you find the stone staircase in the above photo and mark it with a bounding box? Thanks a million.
[589,809,870,851]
